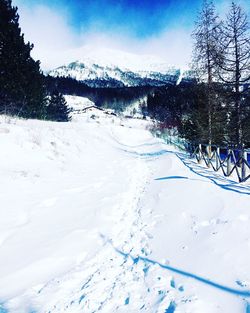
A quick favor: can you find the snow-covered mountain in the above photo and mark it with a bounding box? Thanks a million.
[48,48,193,87]
[49,60,181,87]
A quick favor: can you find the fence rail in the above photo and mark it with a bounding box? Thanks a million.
[192,144,250,183]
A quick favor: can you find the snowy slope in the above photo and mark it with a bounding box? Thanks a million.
[64,95,94,111]
[0,107,250,313]
[64,95,96,117]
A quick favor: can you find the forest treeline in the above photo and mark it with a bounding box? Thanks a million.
[147,82,250,147]
[149,0,250,148]
[44,75,154,112]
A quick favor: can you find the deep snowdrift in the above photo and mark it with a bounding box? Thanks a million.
[0,108,250,313]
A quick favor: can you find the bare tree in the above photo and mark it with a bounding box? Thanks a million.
[219,2,250,145]
[192,0,222,148]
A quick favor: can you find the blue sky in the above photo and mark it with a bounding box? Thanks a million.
[14,0,249,70]
[17,0,201,37]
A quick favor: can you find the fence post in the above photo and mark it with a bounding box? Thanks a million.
[207,145,212,158]
[206,145,211,167]
[216,147,220,170]
[198,144,202,164]
[227,148,231,176]
[241,149,247,182]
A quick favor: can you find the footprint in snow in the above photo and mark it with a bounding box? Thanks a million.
[236,280,249,288]
[124,297,130,305]
[165,301,176,313]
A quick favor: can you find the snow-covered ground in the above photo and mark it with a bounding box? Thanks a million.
[64,95,95,112]
[0,106,250,313]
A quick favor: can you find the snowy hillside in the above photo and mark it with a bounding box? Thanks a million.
[47,47,194,87]
[0,104,250,313]
[49,60,181,87]
[64,95,95,116]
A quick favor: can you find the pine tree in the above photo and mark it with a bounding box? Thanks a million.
[219,2,250,146]
[192,0,223,147]
[46,91,71,122]
[0,0,45,118]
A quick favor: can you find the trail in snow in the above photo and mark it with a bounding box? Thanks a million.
[0,112,250,313]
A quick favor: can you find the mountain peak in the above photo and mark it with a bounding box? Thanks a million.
[48,47,193,87]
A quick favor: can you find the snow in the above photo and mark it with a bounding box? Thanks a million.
[0,104,250,313]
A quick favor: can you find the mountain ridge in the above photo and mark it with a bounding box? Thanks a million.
[49,59,185,88]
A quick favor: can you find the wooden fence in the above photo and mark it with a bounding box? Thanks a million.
[192,144,250,183]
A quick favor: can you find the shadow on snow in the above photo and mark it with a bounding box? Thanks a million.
[176,153,250,196]
[155,176,189,181]
[116,137,250,195]
[100,235,250,298]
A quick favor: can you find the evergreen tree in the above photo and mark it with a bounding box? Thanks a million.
[219,2,250,146]
[46,91,71,122]
[0,0,45,118]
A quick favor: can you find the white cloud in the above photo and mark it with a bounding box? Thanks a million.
[13,1,193,71]
[14,2,80,70]
[141,28,193,69]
